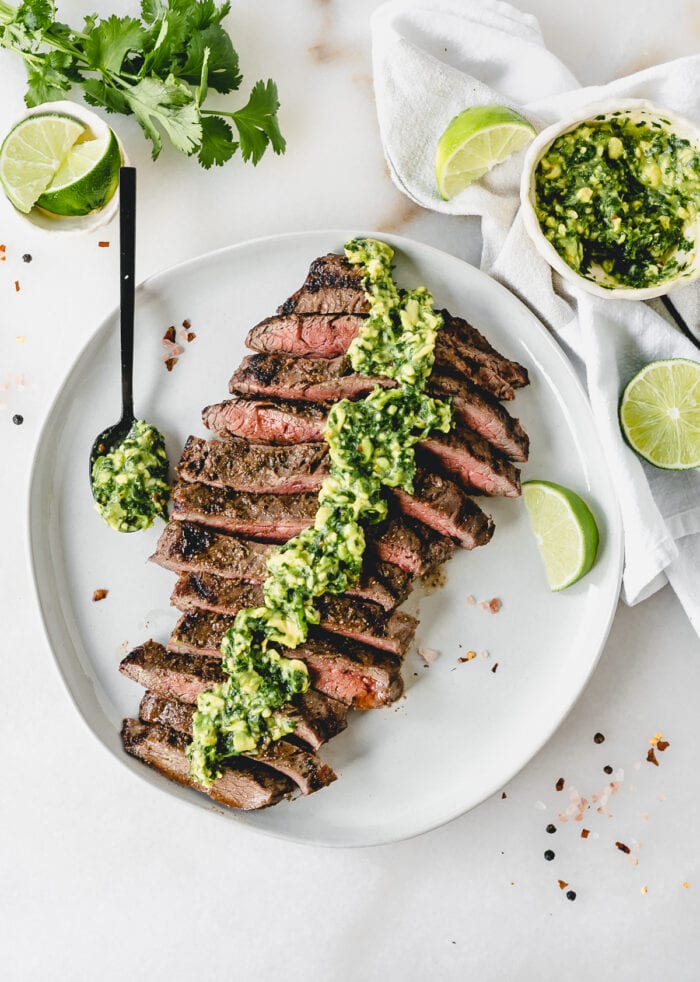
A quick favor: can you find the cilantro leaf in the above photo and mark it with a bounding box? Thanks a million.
[123,74,202,158]
[140,0,166,23]
[24,50,71,105]
[16,0,55,32]
[230,79,285,164]
[82,78,132,115]
[197,115,237,168]
[178,24,240,92]
[82,15,147,74]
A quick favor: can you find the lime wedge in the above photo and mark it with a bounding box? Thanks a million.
[522,480,599,591]
[0,113,86,213]
[435,105,535,200]
[37,128,121,217]
[619,358,700,470]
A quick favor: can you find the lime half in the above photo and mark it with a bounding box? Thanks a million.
[522,480,600,591]
[619,358,700,470]
[0,113,86,213]
[37,127,121,216]
[435,105,535,200]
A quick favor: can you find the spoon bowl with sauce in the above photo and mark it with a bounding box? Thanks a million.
[89,167,170,532]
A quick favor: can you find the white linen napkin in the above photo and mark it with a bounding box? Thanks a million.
[371,0,700,636]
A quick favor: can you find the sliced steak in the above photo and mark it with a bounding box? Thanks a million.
[151,521,413,612]
[421,431,522,497]
[121,718,294,810]
[433,344,516,401]
[203,396,329,445]
[278,253,367,315]
[167,617,404,709]
[429,375,529,462]
[229,352,391,403]
[169,595,417,658]
[441,312,529,390]
[138,691,336,795]
[247,311,529,402]
[247,312,363,359]
[392,469,494,548]
[171,482,319,540]
[119,641,348,749]
[177,435,331,493]
[368,515,456,575]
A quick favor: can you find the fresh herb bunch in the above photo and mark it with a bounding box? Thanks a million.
[0,0,285,168]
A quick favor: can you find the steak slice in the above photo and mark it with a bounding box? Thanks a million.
[121,719,294,810]
[166,617,404,709]
[169,596,417,658]
[278,253,367,315]
[441,312,529,390]
[138,691,337,795]
[177,435,331,493]
[171,482,319,540]
[429,375,529,462]
[228,352,391,403]
[433,344,515,401]
[119,642,348,749]
[421,431,521,497]
[368,514,456,575]
[151,521,413,612]
[247,312,363,359]
[247,311,530,401]
[392,469,494,548]
[203,396,329,445]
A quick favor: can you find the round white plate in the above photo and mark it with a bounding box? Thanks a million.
[28,230,623,847]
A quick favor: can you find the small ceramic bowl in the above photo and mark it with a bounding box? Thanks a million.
[4,100,126,235]
[520,98,700,301]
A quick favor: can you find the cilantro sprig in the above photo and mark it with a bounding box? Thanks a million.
[0,0,286,168]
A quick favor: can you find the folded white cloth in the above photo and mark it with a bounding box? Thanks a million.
[371,0,700,636]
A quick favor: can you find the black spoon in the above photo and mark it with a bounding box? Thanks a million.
[89,166,137,483]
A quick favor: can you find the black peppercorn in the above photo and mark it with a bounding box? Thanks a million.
[566,890,576,901]
[12,414,23,425]
[594,732,605,744]
[544,850,555,861]
[603,765,613,775]
[546,823,556,834]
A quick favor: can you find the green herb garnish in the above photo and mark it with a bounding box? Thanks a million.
[0,0,285,168]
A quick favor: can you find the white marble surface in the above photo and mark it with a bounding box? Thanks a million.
[1,1,699,979]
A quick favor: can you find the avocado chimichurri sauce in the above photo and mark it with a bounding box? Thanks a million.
[534,114,700,289]
[187,239,452,787]
[91,420,170,533]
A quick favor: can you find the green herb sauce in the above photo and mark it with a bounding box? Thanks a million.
[187,238,451,788]
[534,114,700,288]
[91,419,170,532]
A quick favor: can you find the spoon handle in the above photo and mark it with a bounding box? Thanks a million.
[119,166,136,422]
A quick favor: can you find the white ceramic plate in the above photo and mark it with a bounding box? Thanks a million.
[28,230,623,847]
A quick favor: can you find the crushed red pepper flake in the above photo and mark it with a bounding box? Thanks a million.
[647,748,659,767]
[14,280,20,292]
[458,650,477,663]
[501,792,507,799]
[187,331,196,342]
[163,325,176,343]
[555,777,565,791]
[557,880,568,890]
[581,829,590,839]
[164,357,177,372]
[98,241,110,248]
[491,662,499,673]
[657,740,670,752]
[92,589,108,602]
[615,841,631,854]
[0,244,6,261]
[182,319,191,329]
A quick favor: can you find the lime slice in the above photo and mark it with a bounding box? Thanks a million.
[522,480,599,591]
[0,113,86,213]
[619,358,700,470]
[435,105,535,200]
[37,128,121,217]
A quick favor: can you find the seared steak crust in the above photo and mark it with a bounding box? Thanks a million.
[169,594,417,657]
[278,254,367,315]
[121,719,294,809]
[429,374,529,462]
[138,691,337,794]
[177,435,331,493]
[392,469,495,547]
[151,521,413,612]
[369,515,456,574]
[172,482,319,540]
[421,429,521,498]
[166,614,404,709]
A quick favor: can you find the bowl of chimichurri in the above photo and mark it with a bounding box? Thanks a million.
[520,99,700,299]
